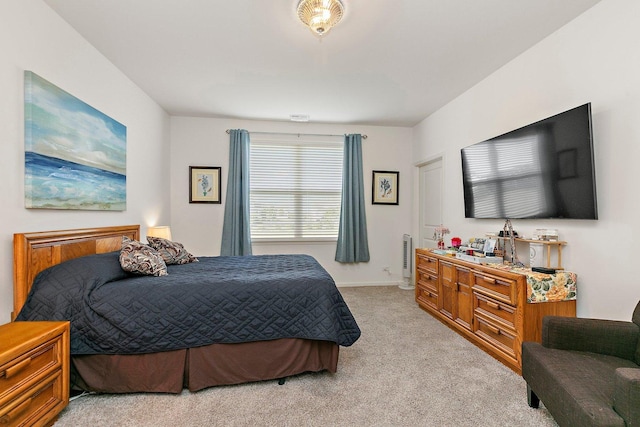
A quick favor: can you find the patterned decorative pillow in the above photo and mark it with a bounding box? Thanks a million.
[146,236,199,265]
[120,236,168,276]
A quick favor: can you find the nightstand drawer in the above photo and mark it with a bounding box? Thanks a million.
[0,337,62,402]
[0,321,69,427]
[0,370,64,427]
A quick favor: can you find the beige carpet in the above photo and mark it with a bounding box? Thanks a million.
[53,286,557,426]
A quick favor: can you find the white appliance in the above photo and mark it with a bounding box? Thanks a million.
[530,242,544,268]
[399,234,414,290]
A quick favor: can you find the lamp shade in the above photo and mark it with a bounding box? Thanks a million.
[147,226,172,240]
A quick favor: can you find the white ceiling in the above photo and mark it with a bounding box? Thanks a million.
[43,0,601,127]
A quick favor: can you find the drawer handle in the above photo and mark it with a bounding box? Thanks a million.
[486,324,501,335]
[4,358,32,379]
[3,397,33,423]
[486,301,500,310]
[482,277,496,285]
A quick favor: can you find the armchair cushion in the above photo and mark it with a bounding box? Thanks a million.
[523,342,637,427]
[542,316,639,362]
[612,367,640,426]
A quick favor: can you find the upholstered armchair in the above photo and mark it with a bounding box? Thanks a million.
[522,301,640,427]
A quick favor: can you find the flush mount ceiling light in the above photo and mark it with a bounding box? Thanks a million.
[290,114,310,122]
[297,0,345,37]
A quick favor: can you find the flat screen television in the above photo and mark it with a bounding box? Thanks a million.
[461,103,597,219]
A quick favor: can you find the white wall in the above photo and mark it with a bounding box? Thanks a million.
[170,117,413,286]
[0,0,171,323]
[412,0,639,320]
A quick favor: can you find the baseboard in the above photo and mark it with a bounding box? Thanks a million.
[336,281,403,288]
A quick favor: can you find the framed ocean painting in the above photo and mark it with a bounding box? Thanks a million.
[24,71,126,210]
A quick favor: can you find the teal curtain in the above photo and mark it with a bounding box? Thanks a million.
[335,134,370,263]
[221,129,252,256]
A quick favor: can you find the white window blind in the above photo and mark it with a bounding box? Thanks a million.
[250,139,343,241]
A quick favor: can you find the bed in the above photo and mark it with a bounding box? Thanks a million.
[12,225,360,393]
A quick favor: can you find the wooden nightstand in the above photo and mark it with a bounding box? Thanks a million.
[0,321,70,427]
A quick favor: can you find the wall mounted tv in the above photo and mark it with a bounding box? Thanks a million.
[461,103,597,220]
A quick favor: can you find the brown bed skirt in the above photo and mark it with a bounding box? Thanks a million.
[71,339,339,393]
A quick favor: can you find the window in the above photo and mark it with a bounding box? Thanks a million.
[250,138,343,241]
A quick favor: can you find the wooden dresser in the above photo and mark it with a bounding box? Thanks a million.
[415,248,576,374]
[0,321,70,427]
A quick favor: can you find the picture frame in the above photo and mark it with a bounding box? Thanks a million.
[372,170,399,205]
[24,71,127,211]
[483,239,497,254]
[471,237,486,250]
[189,166,221,203]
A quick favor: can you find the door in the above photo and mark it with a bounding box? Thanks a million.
[438,260,455,320]
[454,266,474,331]
[419,157,443,249]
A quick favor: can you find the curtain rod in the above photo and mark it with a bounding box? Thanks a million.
[225,129,367,139]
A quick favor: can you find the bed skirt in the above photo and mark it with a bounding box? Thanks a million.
[71,338,339,393]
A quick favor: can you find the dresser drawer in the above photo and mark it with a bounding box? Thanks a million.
[472,272,517,305]
[474,292,516,330]
[416,284,438,310]
[474,313,517,359]
[0,337,62,403]
[0,370,64,427]
[416,268,438,294]
[416,254,438,274]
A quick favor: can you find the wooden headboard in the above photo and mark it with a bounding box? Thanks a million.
[12,225,140,320]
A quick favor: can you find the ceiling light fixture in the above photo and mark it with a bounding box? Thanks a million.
[297,0,345,37]
[290,114,310,122]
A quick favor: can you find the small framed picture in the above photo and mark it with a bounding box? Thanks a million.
[472,238,486,250]
[189,166,221,204]
[372,170,399,205]
[483,239,497,254]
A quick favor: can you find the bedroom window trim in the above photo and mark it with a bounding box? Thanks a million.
[249,137,343,242]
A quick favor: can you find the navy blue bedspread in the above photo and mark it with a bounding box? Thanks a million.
[16,252,361,355]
